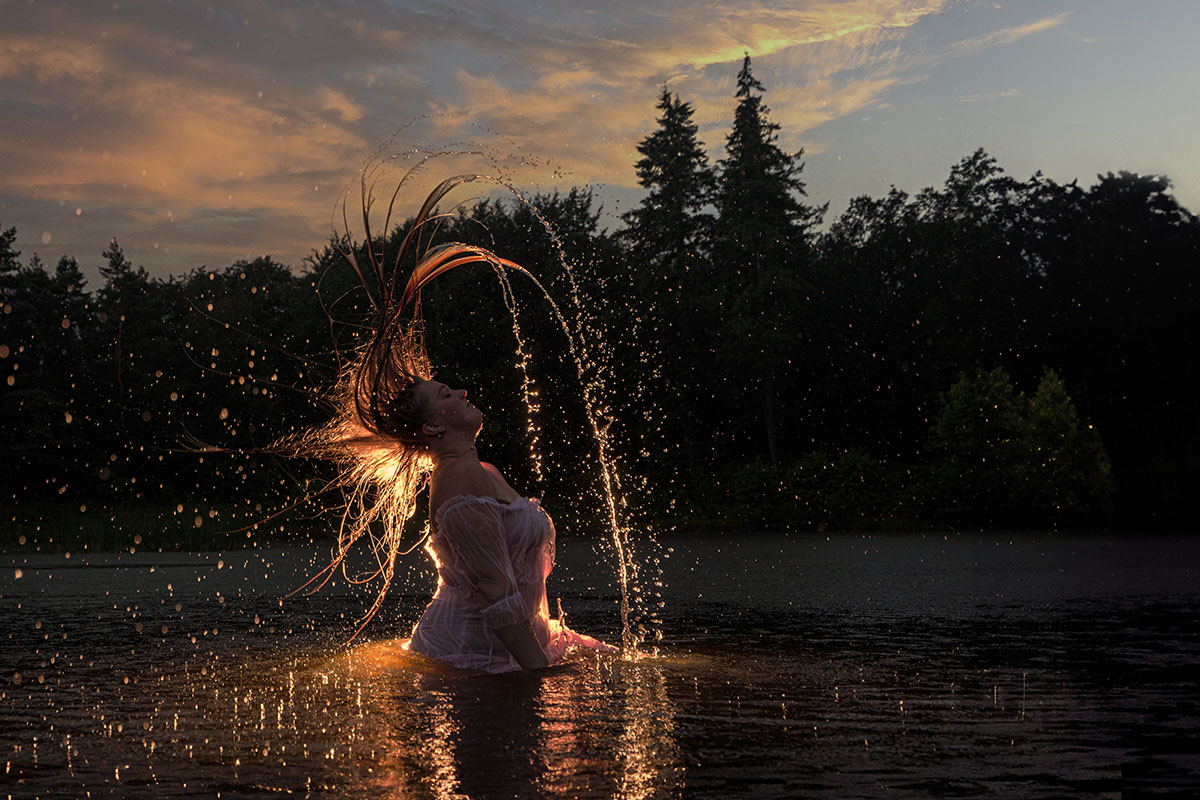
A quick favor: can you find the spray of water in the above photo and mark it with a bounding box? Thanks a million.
[312,153,661,652]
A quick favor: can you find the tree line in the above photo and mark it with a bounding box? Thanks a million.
[2,56,1196,545]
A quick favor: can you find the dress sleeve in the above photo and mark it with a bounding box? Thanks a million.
[440,499,530,630]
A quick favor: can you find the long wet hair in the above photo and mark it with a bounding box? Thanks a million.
[294,173,528,637]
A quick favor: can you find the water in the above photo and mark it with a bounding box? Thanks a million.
[3,530,1199,798]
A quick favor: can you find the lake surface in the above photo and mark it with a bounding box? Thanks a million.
[3,530,1198,798]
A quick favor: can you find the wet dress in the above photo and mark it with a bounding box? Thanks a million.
[408,495,614,673]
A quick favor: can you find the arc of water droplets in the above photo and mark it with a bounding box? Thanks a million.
[486,256,635,652]
[490,182,664,654]
[490,265,544,486]
[346,159,661,653]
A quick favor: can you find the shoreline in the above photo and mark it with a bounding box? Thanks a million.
[2,498,1133,555]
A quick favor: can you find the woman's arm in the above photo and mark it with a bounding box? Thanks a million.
[472,566,549,669]
[494,621,551,669]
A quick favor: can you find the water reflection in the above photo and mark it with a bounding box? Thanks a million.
[358,645,682,799]
[156,639,684,799]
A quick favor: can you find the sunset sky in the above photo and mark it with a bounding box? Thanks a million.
[3,0,1198,280]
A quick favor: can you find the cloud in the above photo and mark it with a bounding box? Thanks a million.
[956,88,1021,103]
[0,36,108,83]
[941,12,1069,60]
[317,87,367,123]
[768,75,913,135]
[2,63,367,211]
[0,0,1069,276]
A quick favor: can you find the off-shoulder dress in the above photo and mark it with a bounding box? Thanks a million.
[407,495,615,673]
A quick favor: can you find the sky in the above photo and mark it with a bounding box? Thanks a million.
[2,0,1198,280]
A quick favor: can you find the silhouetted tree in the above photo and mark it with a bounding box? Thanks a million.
[715,57,824,287]
[0,225,20,273]
[1023,368,1114,522]
[622,87,715,286]
[712,55,825,467]
[924,366,1112,527]
[1043,172,1200,526]
[618,87,717,481]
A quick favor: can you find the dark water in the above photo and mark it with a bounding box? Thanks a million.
[2,530,1198,799]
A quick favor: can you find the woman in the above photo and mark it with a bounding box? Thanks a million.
[299,176,613,671]
[400,378,614,671]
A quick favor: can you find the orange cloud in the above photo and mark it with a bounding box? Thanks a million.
[429,70,643,185]
[767,75,910,135]
[0,36,107,83]
[318,87,366,123]
[2,37,367,245]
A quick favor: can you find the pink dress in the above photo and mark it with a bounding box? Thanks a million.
[408,495,615,673]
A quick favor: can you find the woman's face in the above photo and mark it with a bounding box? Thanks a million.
[415,379,483,436]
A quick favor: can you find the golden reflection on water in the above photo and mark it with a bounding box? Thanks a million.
[205,638,683,798]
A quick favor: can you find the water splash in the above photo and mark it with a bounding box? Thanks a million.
[484,235,637,651]
[338,146,662,654]
[495,188,646,653]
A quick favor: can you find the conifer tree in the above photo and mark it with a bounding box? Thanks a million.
[96,237,149,401]
[99,237,140,285]
[712,55,825,467]
[0,225,20,274]
[622,87,714,285]
[619,88,717,473]
[715,55,824,293]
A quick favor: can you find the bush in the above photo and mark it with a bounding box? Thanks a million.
[923,366,1113,527]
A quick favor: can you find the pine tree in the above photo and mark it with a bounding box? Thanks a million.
[622,87,714,285]
[99,237,136,283]
[715,55,824,293]
[0,225,20,274]
[96,237,149,400]
[712,55,825,467]
[53,254,87,295]
[619,88,717,474]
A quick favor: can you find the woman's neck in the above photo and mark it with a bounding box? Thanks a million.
[430,438,479,466]
[435,446,476,461]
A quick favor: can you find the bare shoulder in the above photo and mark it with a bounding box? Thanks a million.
[430,461,507,519]
[481,462,519,496]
